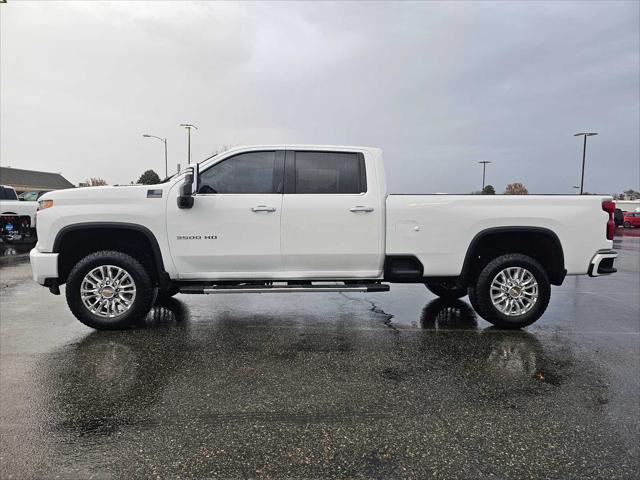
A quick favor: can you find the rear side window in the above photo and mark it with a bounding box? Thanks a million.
[198,151,280,194]
[292,151,366,194]
[0,187,18,200]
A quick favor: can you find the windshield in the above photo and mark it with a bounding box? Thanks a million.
[0,186,18,200]
[18,191,39,201]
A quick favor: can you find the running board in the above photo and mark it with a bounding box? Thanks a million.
[179,283,390,295]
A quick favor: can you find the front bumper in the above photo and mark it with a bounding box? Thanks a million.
[588,249,618,277]
[30,248,59,285]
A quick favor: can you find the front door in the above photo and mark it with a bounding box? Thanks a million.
[280,149,384,278]
[166,150,284,280]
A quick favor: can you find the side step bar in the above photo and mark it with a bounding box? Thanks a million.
[180,283,390,295]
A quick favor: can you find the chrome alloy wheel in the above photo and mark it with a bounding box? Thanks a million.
[490,267,538,316]
[80,265,137,318]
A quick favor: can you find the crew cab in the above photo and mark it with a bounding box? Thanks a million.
[0,185,38,242]
[30,145,618,330]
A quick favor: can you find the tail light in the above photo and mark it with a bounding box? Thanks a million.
[602,200,615,240]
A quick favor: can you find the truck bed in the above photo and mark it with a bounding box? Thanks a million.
[385,194,612,276]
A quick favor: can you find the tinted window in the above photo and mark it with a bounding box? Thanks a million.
[199,151,278,194]
[0,187,18,200]
[294,152,366,194]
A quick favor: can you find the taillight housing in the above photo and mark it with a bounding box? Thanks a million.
[602,200,615,240]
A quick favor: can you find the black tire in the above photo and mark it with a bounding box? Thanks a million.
[157,283,180,298]
[425,283,468,299]
[468,253,550,329]
[66,250,155,330]
[623,221,631,228]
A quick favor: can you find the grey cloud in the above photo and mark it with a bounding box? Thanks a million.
[1,1,638,194]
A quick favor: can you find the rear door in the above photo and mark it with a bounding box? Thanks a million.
[166,150,284,279]
[280,149,384,278]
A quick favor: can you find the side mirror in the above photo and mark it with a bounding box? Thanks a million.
[177,168,195,209]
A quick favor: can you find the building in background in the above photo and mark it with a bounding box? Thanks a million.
[0,167,74,194]
[616,200,640,212]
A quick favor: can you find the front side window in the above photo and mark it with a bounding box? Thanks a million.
[198,151,278,194]
[293,151,366,194]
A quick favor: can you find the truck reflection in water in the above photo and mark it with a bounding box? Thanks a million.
[29,295,614,479]
[419,298,559,389]
[39,297,570,437]
[40,298,191,437]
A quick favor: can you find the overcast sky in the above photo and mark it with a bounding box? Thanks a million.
[1,1,638,193]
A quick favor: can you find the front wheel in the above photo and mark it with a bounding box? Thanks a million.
[623,221,631,228]
[66,250,155,330]
[468,253,550,329]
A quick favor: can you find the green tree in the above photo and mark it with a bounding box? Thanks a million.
[504,182,528,195]
[482,185,496,195]
[137,169,161,185]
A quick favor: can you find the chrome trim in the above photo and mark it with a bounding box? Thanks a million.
[202,286,369,294]
[350,205,374,213]
[251,205,276,212]
[589,250,618,277]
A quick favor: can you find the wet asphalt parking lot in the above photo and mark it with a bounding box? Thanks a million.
[1,232,639,479]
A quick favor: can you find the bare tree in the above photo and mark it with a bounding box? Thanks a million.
[504,182,528,195]
[84,177,108,186]
[208,144,237,157]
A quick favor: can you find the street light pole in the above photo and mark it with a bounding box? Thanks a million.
[478,161,491,191]
[142,134,168,178]
[573,132,598,195]
[180,124,198,164]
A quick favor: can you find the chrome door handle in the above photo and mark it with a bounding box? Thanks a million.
[251,205,276,212]
[350,205,374,213]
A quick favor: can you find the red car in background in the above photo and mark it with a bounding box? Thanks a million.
[623,211,640,228]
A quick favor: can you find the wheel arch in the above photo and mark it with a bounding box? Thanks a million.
[53,222,168,286]
[459,226,566,286]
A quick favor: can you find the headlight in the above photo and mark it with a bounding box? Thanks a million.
[38,199,54,210]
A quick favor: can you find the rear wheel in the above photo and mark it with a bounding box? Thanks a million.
[425,282,467,299]
[623,221,631,228]
[468,253,550,329]
[66,250,155,330]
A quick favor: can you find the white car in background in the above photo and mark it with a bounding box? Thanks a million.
[0,185,38,241]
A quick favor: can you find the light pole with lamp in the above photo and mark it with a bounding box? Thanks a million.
[573,132,598,195]
[478,161,491,191]
[180,123,198,164]
[142,134,168,178]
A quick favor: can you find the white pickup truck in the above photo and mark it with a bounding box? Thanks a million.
[30,145,618,330]
[1,185,38,241]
